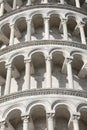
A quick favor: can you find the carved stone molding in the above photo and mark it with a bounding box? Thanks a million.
[0,4,87,21]
[0,40,87,57]
[0,88,87,104]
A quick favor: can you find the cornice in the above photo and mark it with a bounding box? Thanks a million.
[0,40,87,56]
[0,4,87,21]
[0,88,87,103]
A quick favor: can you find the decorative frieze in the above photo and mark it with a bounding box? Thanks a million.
[0,88,87,104]
[0,40,87,57]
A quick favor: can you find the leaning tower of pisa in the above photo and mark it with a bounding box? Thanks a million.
[0,0,87,130]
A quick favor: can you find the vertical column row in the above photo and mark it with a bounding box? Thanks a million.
[1,17,86,46]
[4,64,12,95]
[0,0,4,16]
[66,57,74,89]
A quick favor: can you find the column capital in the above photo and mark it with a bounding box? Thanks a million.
[77,21,85,27]
[45,56,52,61]
[0,121,5,126]
[61,18,68,23]
[24,59,31,63]
[46,112,55,119]
[66,56,73,64]
[43,16,50,20]
[26,18,31,22]
[0,121,8,128]
[9,22,15,26]
[5,63,12,69]
[72,114,80,120]
[21,115,29,121]
[9,22,15,29]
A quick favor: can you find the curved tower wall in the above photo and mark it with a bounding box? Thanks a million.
[0,1,87,130]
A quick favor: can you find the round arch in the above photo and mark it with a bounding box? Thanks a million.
[29,11,44,19]
[77,103,87,112]
[28,49,45,59]
[12,13,27,24]
[2,103,26,120]
[47,10,61,18]
[52,100,76,115]
[8,51,25,64]
[49,48,69,58]
[26,100,51,114]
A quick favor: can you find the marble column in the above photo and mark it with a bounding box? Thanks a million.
[46,113,54,130]
[44,17,50,40]
[61,18,68,40]
[66,57,74,89]
[78,22,86,44]
[13,0,16,10]
[4,64,12,95]
[0,0,4,16]
[9,24,15,46]
[26,0,31,5]
[0,122,6,130]
[72,114,80,130]
[46,56,52,88]
[26,18,31,41]
[75,0,80,8]
[42,0,48,3]
[23,59,31,90]
[22,116,29,130]
[60,0,64,4]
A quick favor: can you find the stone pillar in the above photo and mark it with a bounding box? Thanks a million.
[78,22,86,44]
[0,0,4,16]
[46,113,54,130]
[46,56,52,88]
[61,18,68,40]
[23,59,31,90]
[26,18,31,41]
[72,114,80,130]
[9,24,15,46]
[66,57,74,89]
[42,0,48,3]
[60,0,64,4]
[13,0,16,10]
[4,64,12,95]
[0,122,6,130]
[22,116,29,130]
[75,0,80,8]
[44,17,50,40]
[26,0,31,5]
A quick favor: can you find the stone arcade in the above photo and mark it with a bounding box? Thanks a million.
[0,0,87,130]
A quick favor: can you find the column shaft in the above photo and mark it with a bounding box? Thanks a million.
[46,57,52,88]
[22,116,29,130]
[75,0,80,8]
[0,1,4,16]
[73,119,79,130]
[72,115,80,130]
[47,113,54,130]
[13,0,16,10]
[4,65,12,95]
[0,122,6,130]
[44,17,49,40]
[10,24,15,46]
[79,22,86,44]
[24,60,31,90]
[67,58,74,89]
[26,19,31,41]
[43,0,48,3]
[60,0,64,4]
[26,0,31,5]
[62,19,68,40]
